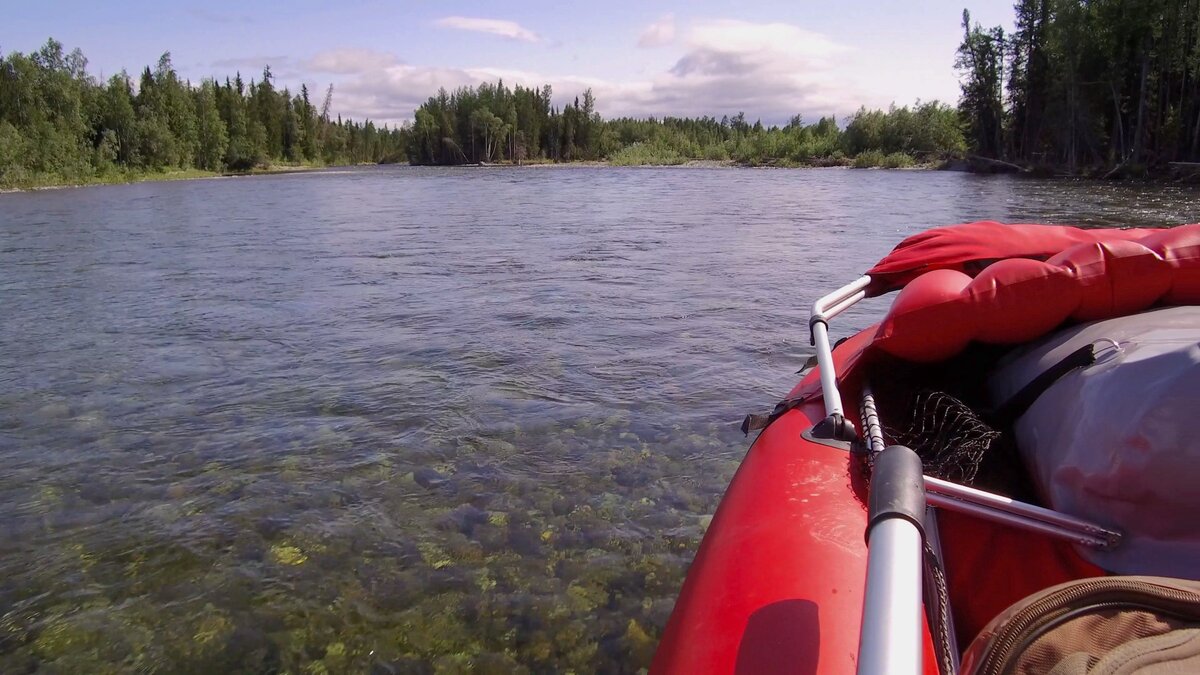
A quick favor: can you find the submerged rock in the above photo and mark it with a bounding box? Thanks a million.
[436,504,488,537]
[504,526,542,557]
[623,618,657,666]
[413,468,446,489]
[270,543,308,566]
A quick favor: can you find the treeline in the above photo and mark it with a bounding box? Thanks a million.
[2,38,975,188]
[606,104,965,167]
[0,39,405,186]
[408,82,607,164]
[406,82,966,167]
[957,0,1200,173]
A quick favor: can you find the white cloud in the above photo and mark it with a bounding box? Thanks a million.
[637,14,676,48]
[308,20,910,127]
[434,16,540,43]
[328,62,601,126]
[333,64,483,124]
[689,20,844,63]
[621,19,865,121]
[309,49,398,75]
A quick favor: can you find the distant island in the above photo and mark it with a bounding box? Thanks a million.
[3,1,1198,189]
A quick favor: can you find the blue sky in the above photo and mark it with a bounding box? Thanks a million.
[7,1,1016,126]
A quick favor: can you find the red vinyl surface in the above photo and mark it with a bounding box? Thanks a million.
[654,224,1200,673]
[871,224,1200,361]
[864,222,1164,293]
[653,339,939,673]
[651,397,895,673]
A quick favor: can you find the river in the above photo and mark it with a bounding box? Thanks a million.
[1,166,1197,672]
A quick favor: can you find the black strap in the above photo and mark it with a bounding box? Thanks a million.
[741,394,812,435]
[992,343,1097,427]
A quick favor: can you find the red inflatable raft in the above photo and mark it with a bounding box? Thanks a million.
[652,222,1200,675]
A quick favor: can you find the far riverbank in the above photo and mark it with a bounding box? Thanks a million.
[0,164,334,194]
[8,155,1196,195]
[2,157,946,194]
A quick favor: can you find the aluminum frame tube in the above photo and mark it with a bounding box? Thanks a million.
[813,276,872,322]
[856,518,925,675]
[812,322,843,417]
[924,475,1120,548]
[811,276,871,418]
[925,491,1111,548]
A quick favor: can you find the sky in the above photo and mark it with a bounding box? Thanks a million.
[6,1,1017,127]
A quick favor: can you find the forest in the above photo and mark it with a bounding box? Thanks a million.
[0,38,966,188]
[5,0,1197,189]
[0,40,405,188]
[404,83,965,167]
[957,0,1200,174]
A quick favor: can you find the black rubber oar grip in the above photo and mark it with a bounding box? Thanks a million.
[866,445,926,542]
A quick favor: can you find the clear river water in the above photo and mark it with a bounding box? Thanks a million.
[2,166,1198,673]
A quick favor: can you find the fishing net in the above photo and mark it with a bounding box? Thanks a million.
[883,390,1001,485]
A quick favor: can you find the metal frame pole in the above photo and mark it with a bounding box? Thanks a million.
[819,278,1124,674]
[924,476,1119,548]
[811,276,871,418]
[861,367,1119,549]
[857,445,926,675]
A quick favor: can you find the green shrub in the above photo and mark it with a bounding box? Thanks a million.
[852,150,886,168]
[608,142,685,166]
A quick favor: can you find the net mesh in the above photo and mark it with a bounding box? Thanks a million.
[884,390,1001,484]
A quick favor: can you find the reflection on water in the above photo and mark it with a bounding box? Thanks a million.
[1,167,1197,671]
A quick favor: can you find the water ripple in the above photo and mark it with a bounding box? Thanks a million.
[1,167,1198,671]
